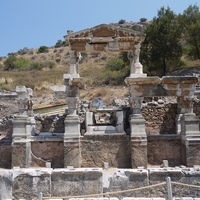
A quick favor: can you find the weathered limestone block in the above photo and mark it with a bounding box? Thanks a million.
[182,113,200,136]
[147,135,181,166]
[162,76,197,97]
[51,168,103,197]
[0,138,12,168]
[183,141,200,167]
[148,168,183,198]
[64,115,80,138]
[31,141,64,168]
[181,113,200,166]
[69,198,119,200]
[81,134,131,168]
[149,168,200,198]
[130,115,146,136]
[12,168,52,200]
[108,169,149,198]
[64,139,81,168]
[123,198,165,200]
[12,141,31,168]
[0,170,12,200]
[130,137,147,168]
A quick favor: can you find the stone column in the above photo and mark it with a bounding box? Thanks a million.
[129,94,147,168]
[63,70,82,168]
[178,96,200,166]
[12,86,35,168]
[68,51,81,77]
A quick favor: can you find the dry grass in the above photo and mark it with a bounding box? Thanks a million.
[0,46,199,106]
[0,47,123,103]
[81,86,129,104]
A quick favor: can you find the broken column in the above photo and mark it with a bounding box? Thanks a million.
[162,76,200,166]
[129,95,147,168]
[63,50,84,168]
[180,95,200,166]
[12,86,35,168]
[127,44,147,78]
[125,44,149,168]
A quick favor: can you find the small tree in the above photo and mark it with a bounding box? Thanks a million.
[180,5,200,59]
[140,18,147,23]
[13,57,30,70]
[118,19,126,24]
[55,40,63,48]
[38,46,48,53]
[106,58,125,71]
[142,7,183,76]
[101,57,129,85]
[3,55,17,70]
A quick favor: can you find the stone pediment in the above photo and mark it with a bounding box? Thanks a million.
[64,24,145,52]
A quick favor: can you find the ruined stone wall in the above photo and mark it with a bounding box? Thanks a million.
[141,99,177,134]
[31,141,64,168]
[35,115,65,134]
[0,119,13,168]
[147,135,182,166]
[81,134,131,168]
[1,168,200,199]
[193,99,200,117]
[0,138,12,168]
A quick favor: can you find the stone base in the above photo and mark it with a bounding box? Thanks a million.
[182,113,200,137]
[130,136,147,168]
[181,113,200,167]
[129,114,147,168]
[64,139,81,168]
[130,114,146,137]
[182,138,200,167]
[64,115,80,138]
[12,141,31,168]
[12,115,35,139]
[129,73,147,78]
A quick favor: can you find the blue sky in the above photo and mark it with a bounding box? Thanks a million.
[0,0,199,57]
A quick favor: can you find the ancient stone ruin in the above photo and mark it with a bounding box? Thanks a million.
[1,24,200,199]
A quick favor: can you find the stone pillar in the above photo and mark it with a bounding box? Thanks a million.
[129,96,147,168]
[64,96,81,167]
[64,115,81,168]
[68,51,81,77]
[63,74,82,168]
[178,96,200,166]
[12,86,35,168]
[85,112,94,133]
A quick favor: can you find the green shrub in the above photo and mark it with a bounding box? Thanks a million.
[106,58,125,71]
[37,46,48,53]
[183,45,199,60]
[140,18,147,23]
[100,65,130,85]
[30,61,55,70]
[118,19,126,24]
[54,40,68,48]
[3,55,17,70]
[55,57,61,63]
[45,61,55,69]
[30,62,43,70]
[54,40,63,48]
[13,57,30,70]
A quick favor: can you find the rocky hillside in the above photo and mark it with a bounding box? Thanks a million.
[0,21,199,109]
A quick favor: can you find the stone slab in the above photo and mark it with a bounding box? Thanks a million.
[51,168,103,197]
